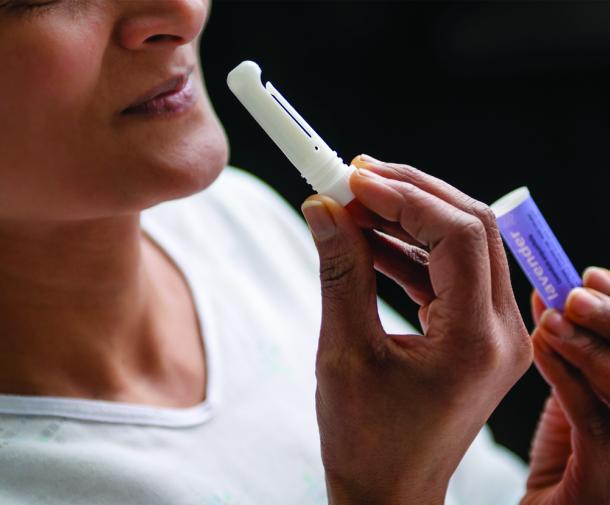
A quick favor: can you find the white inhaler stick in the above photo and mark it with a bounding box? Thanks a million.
[227,61,356,206]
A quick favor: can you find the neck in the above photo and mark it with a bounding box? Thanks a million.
[0,215,164,401]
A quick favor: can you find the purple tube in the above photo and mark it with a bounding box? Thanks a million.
[491,187,581,312]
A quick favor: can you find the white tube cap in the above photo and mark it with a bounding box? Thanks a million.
[490,186,531,217]
[227,61,355,206]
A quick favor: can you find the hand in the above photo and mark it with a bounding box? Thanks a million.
[301,154,532,505]
[523,267,610,505]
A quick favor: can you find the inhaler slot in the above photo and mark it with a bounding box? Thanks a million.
[270,94,312,139]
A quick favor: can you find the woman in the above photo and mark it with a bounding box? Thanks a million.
[0,1,608,504]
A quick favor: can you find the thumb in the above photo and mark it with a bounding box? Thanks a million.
[301,195,382,347]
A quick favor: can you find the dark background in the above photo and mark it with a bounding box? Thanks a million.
[201,1,610,462]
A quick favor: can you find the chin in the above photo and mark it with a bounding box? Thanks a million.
[126,117,230,211]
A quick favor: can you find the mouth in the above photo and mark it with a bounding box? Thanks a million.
[121,69,198,117]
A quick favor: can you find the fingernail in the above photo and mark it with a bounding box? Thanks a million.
[355,168,383,180]
[567,287,601,317]
[301,200,336,242]
[540,309,574,339]
[359,153,383,164]
[583,266,610,293]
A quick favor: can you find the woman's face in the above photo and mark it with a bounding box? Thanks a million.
[0,0,228,221]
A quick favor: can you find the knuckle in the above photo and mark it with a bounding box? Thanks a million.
[397,185,426,236]
[316,345,374,386]
[385,161,420,180]
[508,318,534,369]
[517,334,535,369]
[316,349,343,381]
[316,345,349,381]
[513,341,534,378]
[438,321,503,374]
[473,337,504,370]
[394,178,418,199]
[580,335,606,360]
[319,251,356,293]
[462,335,528,386]
[455,216,488,243]
[584,411,610,441]
[453,317,531,378]
[469,201,497,230]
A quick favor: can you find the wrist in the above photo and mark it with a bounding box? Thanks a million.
[325,473,447,505]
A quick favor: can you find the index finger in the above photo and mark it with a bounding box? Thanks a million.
[350,168,492,314]
[352,155,510,308]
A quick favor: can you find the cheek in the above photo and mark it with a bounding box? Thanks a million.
[38,37,99,107]
[0,20,107,219]
[0,23,104,129]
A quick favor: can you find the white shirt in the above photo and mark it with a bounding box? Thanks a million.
[0,167,526,505]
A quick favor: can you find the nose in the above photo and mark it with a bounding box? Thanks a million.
[116,0,207,50]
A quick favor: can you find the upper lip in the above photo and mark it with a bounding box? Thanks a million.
[122,69,193,113]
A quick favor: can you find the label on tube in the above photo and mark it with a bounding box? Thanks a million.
[491,187,581,311]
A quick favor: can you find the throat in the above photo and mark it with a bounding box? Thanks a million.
[0,231,207,410]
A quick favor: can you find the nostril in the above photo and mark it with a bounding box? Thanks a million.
[146,34,182,44]
[116,0,206,50]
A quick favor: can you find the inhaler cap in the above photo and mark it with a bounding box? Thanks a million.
[227,61,355,206]
[490,186,531,218]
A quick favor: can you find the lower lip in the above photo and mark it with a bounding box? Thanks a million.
[122,76,198,118]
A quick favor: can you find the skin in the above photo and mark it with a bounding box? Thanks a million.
[0,0,229,407]
[523,267,610,505]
